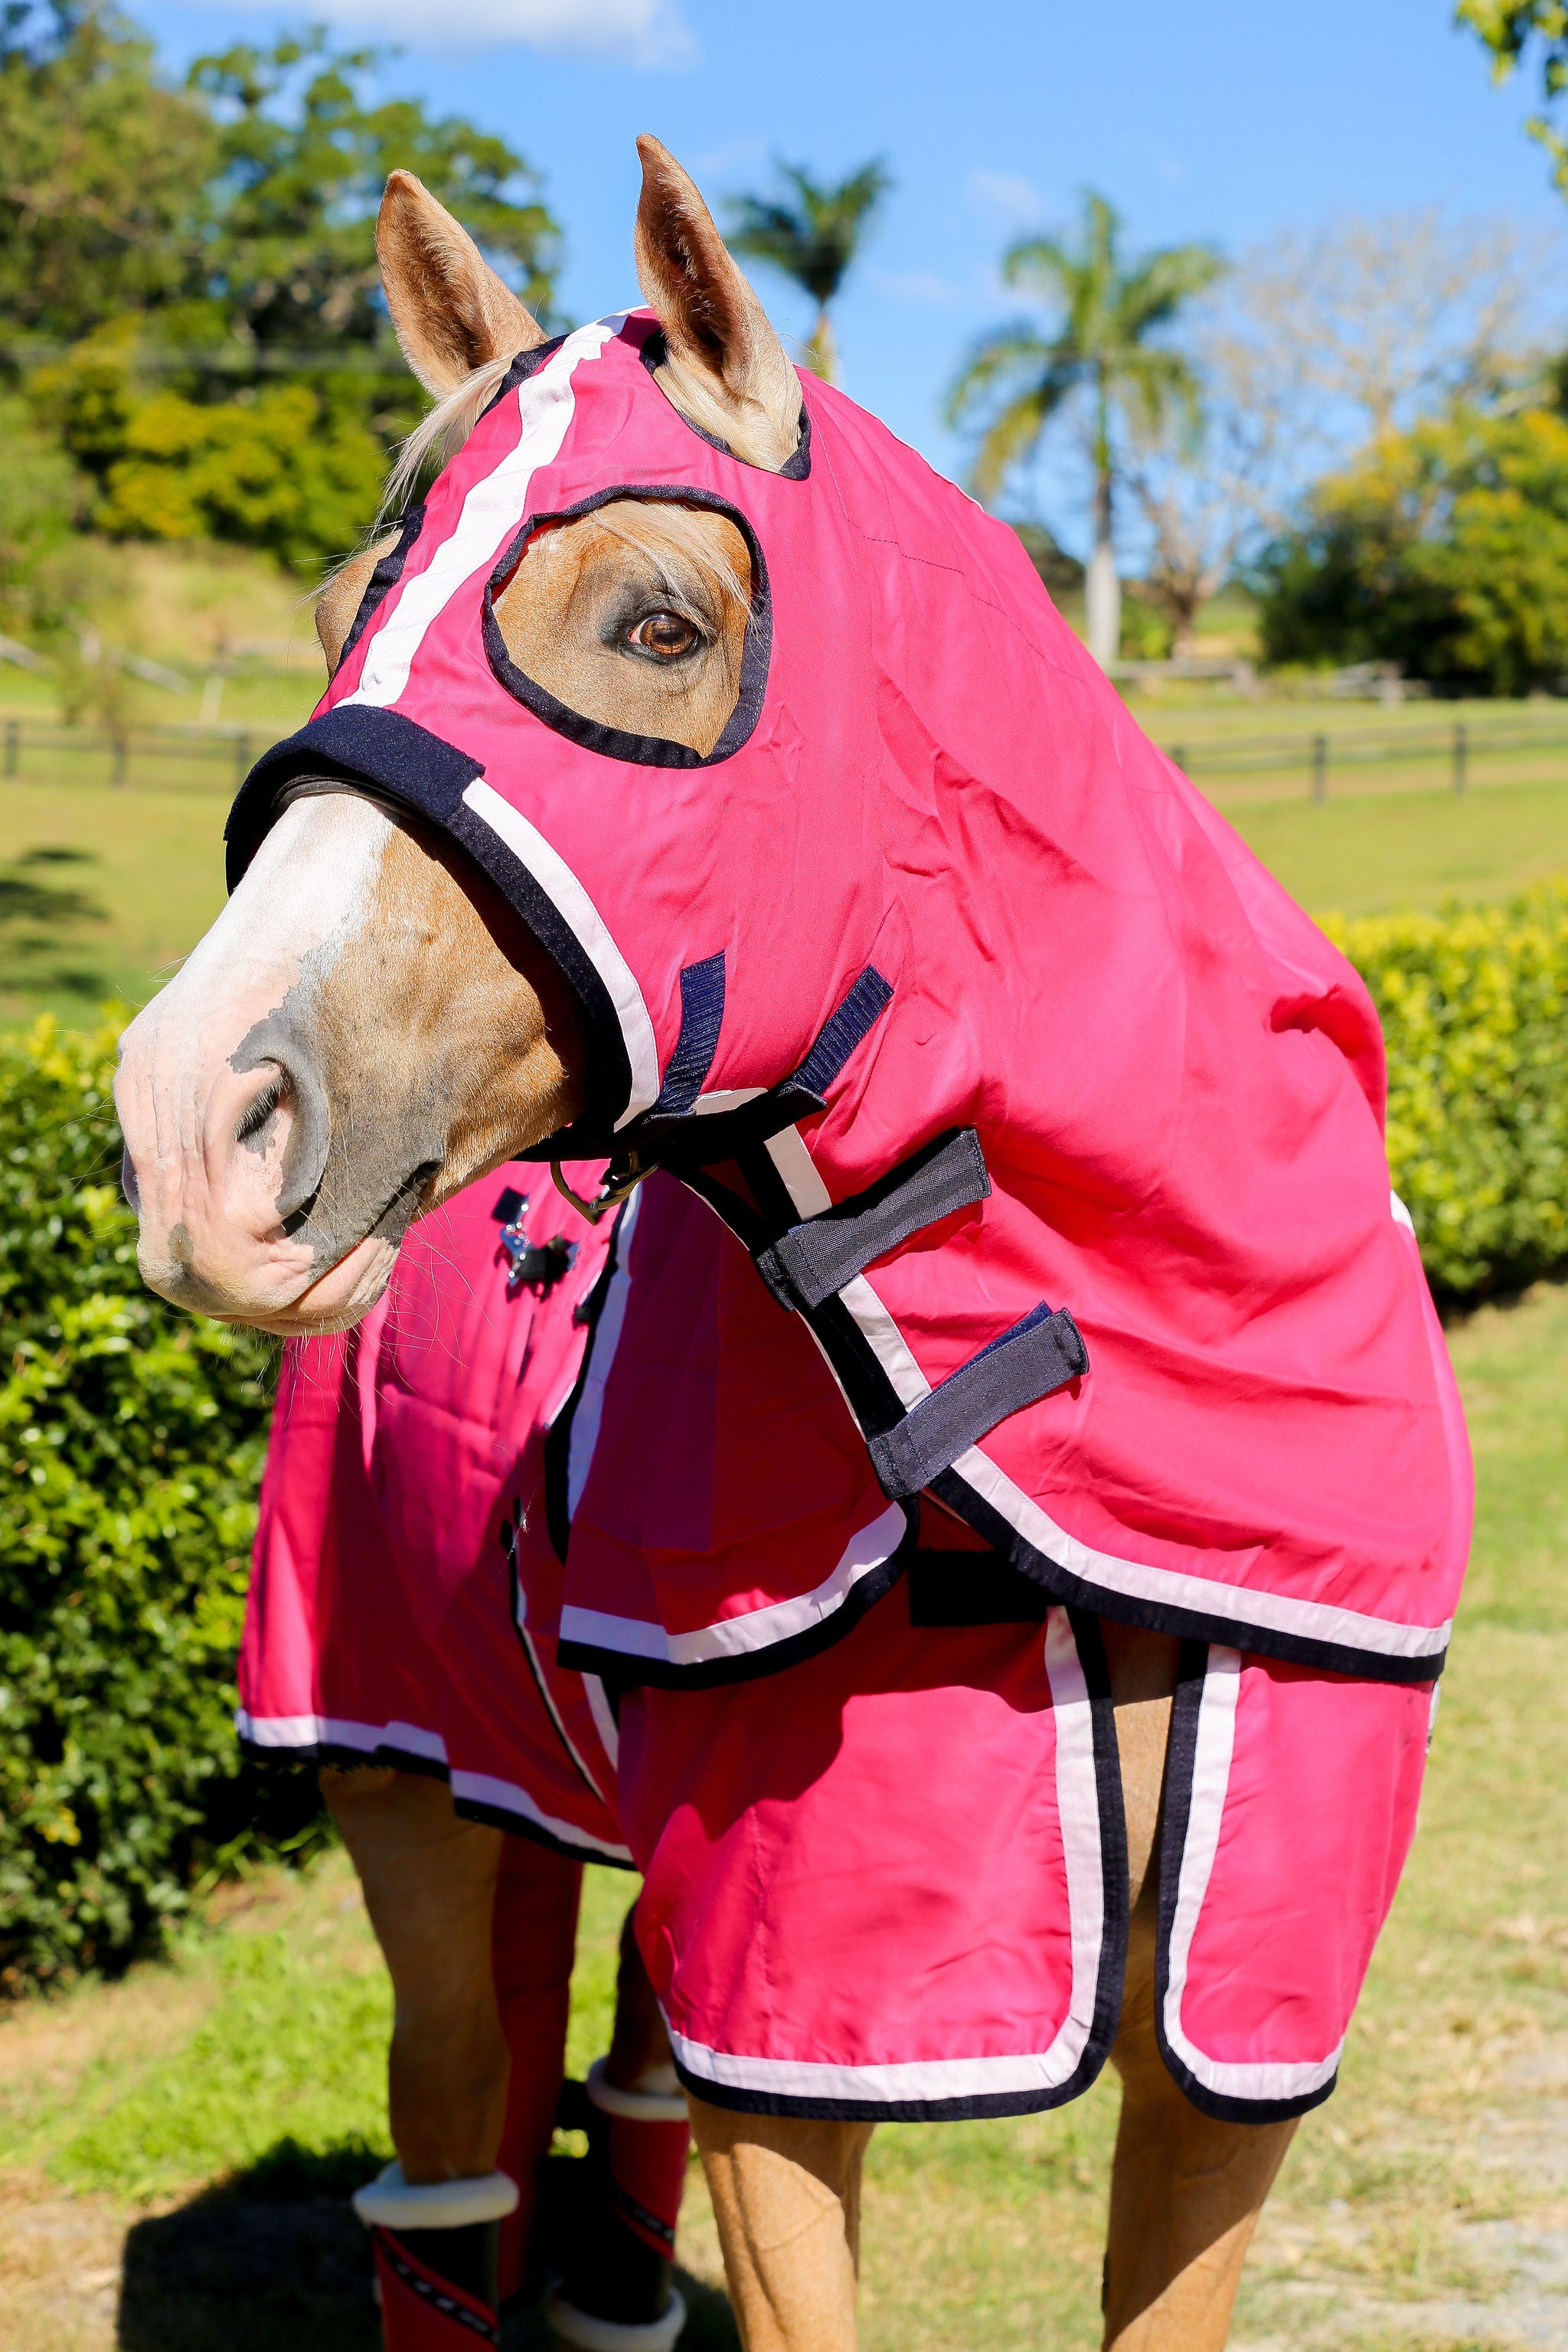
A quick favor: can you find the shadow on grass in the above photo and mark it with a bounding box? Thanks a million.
[116,2138,739,2352]
[118,2141,381,2352]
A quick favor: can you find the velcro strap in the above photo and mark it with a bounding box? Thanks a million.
[867,1304,1088,1500]
[757,1128,990,1311]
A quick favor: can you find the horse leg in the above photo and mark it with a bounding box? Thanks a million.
[490,1835,583,2305]
[1099,1625,1297,2351]
[550,1904,691,2350]
[686,2101,873,2352]
[322,1764,514,2346]
[324,1763,509,2177]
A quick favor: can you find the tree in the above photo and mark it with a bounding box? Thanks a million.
[946,191,1223,667]
[1254,403,1568,694]
[726,157,891,383]
[0,2,216,340]
[2,10,564,578]
[1459,1,1568,194]
[188,31,558,351]
[1219,208,1547,449]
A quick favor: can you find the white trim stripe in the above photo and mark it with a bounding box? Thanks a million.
[1161,1650,1344,2102]
[235,1709,449,1762]
[568,1189,641,1517]
[666,1612,1103,2106]
[344,318,622,711]
[951,1443,1451,1659]
[763,1128,1452,1664]
[449,1767,632,1864]
[233,1709,631,1863]
[560,1502,909,1668]
[464,781,660,1126]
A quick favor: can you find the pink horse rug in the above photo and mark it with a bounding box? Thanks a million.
[238,1165,629,1864]
[618,1582,1434,2125]
[233,305,1472,1688]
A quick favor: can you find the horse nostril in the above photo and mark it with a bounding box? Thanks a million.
[120,1148,140,1214]
[234,1063,289,1155]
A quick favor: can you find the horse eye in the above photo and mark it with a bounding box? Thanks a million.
[626,610,701,660]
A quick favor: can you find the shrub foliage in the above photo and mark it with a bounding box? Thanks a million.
[1330,884,1568,1298]
[1255,406,1568,694]
[0,1019,298,1994]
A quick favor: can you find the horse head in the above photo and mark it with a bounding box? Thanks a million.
[114,142,812,1331]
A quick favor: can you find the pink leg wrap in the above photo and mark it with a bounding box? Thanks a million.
[373,2224,501,2348]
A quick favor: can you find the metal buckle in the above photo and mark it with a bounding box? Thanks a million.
[496,1220,578,1298]
[550,1157,646,1224]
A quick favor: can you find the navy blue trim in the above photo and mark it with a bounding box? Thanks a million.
[482,485,772,769]
[338,503,426,671]
[236,1730,625,1864]
[652,952,726,1116]
[921,1465,1449,1686]
[523,961,895,1170]
[1152,1643,1338,2124]
[224,704,484,890]
[637,327,812,480]
[906,1547,1048,1625]
[556,1520,915,1691]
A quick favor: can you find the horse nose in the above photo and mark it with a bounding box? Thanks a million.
[230,1033,333,1227]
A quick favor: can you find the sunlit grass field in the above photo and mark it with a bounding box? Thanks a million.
[2,1283,1566,2352]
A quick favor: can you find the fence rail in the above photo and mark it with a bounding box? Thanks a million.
[3,711,1568,804]
[1161,717,1568,797]
[0,717,266,791]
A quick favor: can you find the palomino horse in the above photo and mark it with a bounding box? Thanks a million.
[247,1172,691,2344]
[115,145,1453,2352]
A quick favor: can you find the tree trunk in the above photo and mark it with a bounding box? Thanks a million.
[806,306,837,384]
[1086,459,1119,668]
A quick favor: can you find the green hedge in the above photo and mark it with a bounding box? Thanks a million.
[3,894,1567,1986]
[1327,884,1568,1300]
[0,1019,318,1994]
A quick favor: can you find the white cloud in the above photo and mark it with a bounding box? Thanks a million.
[966,168,1046,228]
[871,266,963,306]
[266,0,697,66]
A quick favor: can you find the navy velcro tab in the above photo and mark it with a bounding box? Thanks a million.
[491,1185,527,1224]
[791,965,893,1103]
[757,1127,990,1312]
[652,952,726,1116]
[867,1304,1088,1501]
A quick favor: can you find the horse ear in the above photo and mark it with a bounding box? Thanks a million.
[377,169,544,397]
[634,135,802,472]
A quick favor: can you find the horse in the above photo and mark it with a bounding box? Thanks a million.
[247,1172,691,2348]
[114,141,1465,2352]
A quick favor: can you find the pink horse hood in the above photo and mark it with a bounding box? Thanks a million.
[230,312,1471,1684]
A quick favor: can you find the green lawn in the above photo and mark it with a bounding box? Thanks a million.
[2,1284,1566,2352]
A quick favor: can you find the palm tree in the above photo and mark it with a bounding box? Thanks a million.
[727,158,892,384]
[947,192,1223,667]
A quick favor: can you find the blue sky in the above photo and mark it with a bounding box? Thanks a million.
[135,0,1568,547]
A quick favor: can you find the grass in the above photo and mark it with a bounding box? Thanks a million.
[2,1285,1566,2350]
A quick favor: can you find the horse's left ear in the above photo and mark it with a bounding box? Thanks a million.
[377,169,545,396]
[634,136,802,472]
